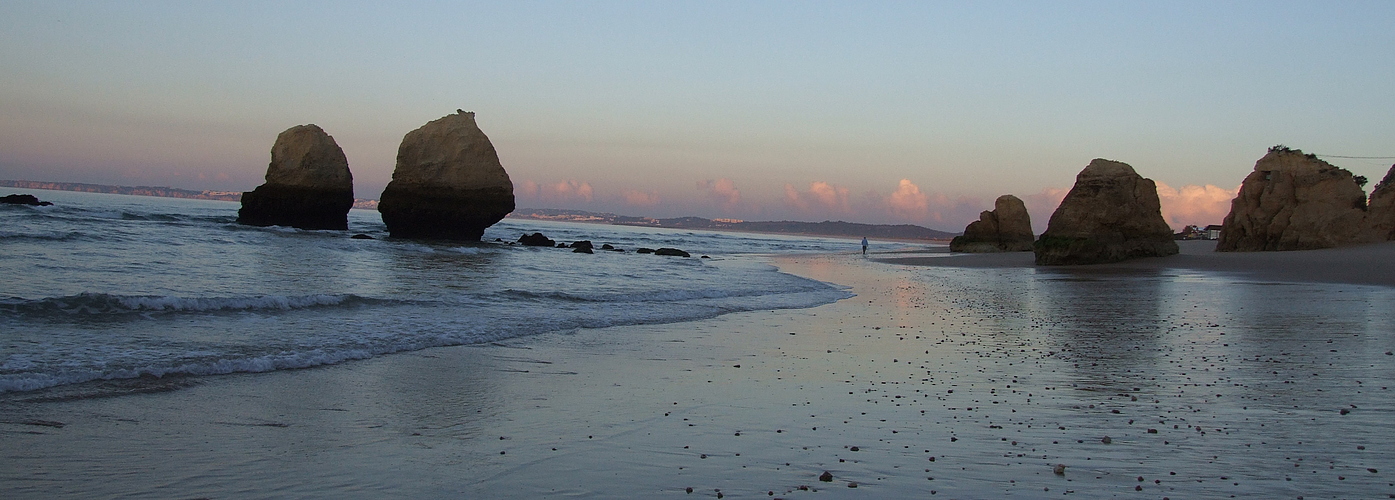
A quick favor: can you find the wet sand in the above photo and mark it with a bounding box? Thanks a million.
[2,251,1393,498]
[877,240,1395,288]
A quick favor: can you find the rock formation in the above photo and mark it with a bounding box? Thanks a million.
[1363,164,1395,241]
[949,194,1034,252]
[518,233,555,247]
[653,248,691,257]
[238,124,354,230]
[1216,147,1378,251]
[378,111,515,240]
[1,194,53,206]
[1034,159,1178,265]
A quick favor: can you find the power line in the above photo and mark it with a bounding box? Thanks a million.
[1314,154,1395,159]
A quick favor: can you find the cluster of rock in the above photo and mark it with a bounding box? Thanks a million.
[514,232,693,257]
[1,194,53,206]
[1217,147,1395,251]
[949,159,1178,265]
[238,125,354,230]
[986,147,1395,265]
[1032,159,1178,265]
[949,195,1034,252]
[239,110,515,240]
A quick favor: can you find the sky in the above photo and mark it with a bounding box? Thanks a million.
[2,1,1393,232]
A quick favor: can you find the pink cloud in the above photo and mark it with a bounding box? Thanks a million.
[516,179,540,196]
[783,184,808,210]
[1021,187,1069,234]
[855,179,981,228]
[887,179,928,218]
[1155,182,1238,231]
[808,181,850,211]
[546,180,593,202]
[623,189,660,206]
[516,179,593,203]
[698,178,741,206]
[785,181,850,213]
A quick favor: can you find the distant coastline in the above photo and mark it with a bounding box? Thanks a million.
[1,180,957,241]
[507,207,957,241]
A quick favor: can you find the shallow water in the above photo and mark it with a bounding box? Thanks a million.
[0,189,885,393]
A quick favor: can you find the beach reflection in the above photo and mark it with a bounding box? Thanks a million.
[1030,267,1167,391]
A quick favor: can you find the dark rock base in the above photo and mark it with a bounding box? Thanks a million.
[238,185,352,230]
[1033,235,1178,265]
[378,185,514,241]
[948,236,1033,253]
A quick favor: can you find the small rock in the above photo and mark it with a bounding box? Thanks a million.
[1101,436,1112,444]
[350,233,374,239]
[819,471,834,482]
[572,246,593,254]
[636,247,655,254]
[654,247,691,257]
[518,233,555,247]
[1053,464,1066,475]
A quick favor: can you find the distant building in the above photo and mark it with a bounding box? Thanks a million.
[1176,224,1224,240]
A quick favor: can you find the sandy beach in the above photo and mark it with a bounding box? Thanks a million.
[3,246,1394,498]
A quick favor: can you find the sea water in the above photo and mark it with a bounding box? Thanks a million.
[0,189,894,393]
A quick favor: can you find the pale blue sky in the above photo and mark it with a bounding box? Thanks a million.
[2,1,1392,229]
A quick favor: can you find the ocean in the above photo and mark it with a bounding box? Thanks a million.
[0,189,902,393]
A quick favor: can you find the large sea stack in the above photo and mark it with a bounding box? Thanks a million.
[949,194,1034,252]
[237,124,354,230]
[378,111,515,240]
[1216,147,1374,251]
[1034,159,1178,265]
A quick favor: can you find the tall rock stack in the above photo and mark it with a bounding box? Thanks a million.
[238,124,354,230]
[949,194,1034,252]
[1034,159,1178,265]
[1216,147,1375,251]
[1363,165,1395,241]
[378,111,515,240]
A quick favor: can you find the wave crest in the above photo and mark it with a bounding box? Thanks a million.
[0,292,387,317]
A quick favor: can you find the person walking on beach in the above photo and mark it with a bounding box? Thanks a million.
[861,237,869,256]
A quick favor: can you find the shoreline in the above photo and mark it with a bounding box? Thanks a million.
[874,239,1395,288]
[2,251,1391,498]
